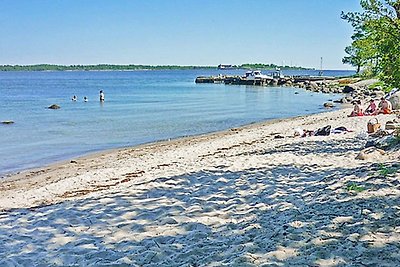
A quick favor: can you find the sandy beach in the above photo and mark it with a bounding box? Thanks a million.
[1,108,399,266]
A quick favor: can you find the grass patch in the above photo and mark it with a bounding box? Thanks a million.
[367,80,394,93]
[345,182,366,192]
[368,81,385,90]
[378,164,399,177]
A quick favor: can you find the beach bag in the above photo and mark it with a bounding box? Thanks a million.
[385,121,396,130]
[367,118,381,133]
[315,125,331,136]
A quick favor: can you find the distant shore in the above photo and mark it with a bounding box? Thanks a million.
[0,63,312,72]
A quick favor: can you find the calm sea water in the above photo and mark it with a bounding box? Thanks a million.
[0,69,354,176]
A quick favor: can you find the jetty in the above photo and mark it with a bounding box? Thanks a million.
[195,72,338,91]
[196,73,336,85]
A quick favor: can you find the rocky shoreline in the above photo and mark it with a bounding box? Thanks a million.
[196,75,399,110]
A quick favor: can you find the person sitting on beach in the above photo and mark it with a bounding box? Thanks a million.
[72,95,77,101]
[364,99,377,115]
[374,97,392,115]
[348,100,363,117]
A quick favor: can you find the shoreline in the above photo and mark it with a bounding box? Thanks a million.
[0,107,397,211]
[0,108,342,180]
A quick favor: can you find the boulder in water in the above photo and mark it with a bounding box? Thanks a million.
[48,104,60,109]
[323,102,334,108]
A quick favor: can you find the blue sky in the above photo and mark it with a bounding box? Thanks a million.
[0,0,361,69]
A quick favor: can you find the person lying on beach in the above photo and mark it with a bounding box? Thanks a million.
[294,125,333,137]
[374,98,392,115]
[294,128,314,137]
[364,99,377,115]
[348,100,363,117]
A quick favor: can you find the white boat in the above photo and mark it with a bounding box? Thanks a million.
[244,70,273,80]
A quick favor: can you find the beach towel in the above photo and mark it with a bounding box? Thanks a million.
[314,125,331,136]
[332,126,353,134]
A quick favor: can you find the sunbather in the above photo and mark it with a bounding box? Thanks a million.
[374,98,392,115]
[364,99,377,115]
[348,100,363,117]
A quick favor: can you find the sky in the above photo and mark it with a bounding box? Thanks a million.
[0,0,362,70]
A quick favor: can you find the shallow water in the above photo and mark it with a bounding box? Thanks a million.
[0,69,353,175]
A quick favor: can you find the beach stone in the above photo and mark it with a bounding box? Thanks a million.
[334,87,342,93]
[356,147,385,160]
[343,85,359,94]
[388,91,400,110]
[323,102,334,108]
[48,104,60,109]
[309,81,319,90]
[345,95,354,102]
[362,90,370,96]
[333,98,346,104]
[371,91,385,99]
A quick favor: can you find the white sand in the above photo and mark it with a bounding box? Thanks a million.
[0,108,399,266]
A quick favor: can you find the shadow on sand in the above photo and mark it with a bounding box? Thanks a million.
[0,146,399,266]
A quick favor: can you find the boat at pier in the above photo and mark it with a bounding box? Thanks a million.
[244,70,273,80]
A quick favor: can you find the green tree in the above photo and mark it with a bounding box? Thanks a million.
[342,45,363,73]
[342,0,400,87]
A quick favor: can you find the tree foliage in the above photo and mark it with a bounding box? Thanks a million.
[342,0,400,87]
[240,63,309,70]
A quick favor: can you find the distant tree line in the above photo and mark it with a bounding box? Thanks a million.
[0,64,215,71]
[239,63,310,70]
[342,0,400,88]
[0,63,310,72]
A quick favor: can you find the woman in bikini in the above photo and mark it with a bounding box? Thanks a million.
[348,100,363,117]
